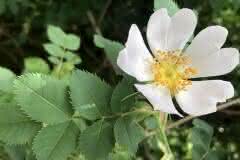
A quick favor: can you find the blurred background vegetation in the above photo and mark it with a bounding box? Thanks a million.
[0,0,240,159]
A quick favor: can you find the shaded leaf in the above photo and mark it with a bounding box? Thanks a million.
[111,79,135,113]
[114,117,145,154]
[191,119,214,160]
[70,70,112,116]
[94,35,124,74]
[33,121,78,160]
[79,120,114,160]
[0,103,41,145]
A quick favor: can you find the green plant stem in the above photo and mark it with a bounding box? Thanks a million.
[73,108,154,121]
[155,113,174,160]
[56,49,66,78]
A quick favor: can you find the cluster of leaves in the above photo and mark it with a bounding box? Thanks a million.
[0,24,161,160]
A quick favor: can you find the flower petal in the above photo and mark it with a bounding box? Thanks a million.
[147,8,171,52]
[185,26,228,57]
[147,8,197,52]
[117,24,153,81]
[166,8,197,51]
[135,84,181,115]
[176,80,234,116]
[190,48,239,78]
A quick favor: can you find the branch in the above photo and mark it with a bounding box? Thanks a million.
[166,98,240,131]
[98,0,112,25]
[86,11,102,35]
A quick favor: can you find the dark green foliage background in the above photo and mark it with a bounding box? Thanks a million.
[0,0,240,159]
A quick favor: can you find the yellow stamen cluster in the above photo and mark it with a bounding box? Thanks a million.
[151,50,197,95]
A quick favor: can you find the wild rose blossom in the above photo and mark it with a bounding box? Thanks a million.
[117,8,239,116]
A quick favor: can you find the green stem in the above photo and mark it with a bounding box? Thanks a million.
[73,108,154,121]
[155,113,174,160]
[56,49,66,78]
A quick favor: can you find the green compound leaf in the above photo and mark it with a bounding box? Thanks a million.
[79,120,114,160]
[191,119,214,160]
[111,79,136,113]
[43,43,65,57]
[64,34,81,51]
[47,25,80,51]
[14,74,72,125]
[154,0,179,16]
[0,67,16,92]
[0,103,41,145]
[24,57,50,74]
[33,121,78,160]
[114,117,145,155]
[94,35,124,74]
[47,25,66,47]
[48,56,61,65]
[64,51,82,64]
[70,70,112,116]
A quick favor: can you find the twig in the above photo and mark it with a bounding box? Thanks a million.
[98,0,112,25]
[166,98,240,131]
[220,109,240,115]
[86,11,102,35]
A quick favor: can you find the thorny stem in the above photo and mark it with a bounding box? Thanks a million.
[166,97,240,131]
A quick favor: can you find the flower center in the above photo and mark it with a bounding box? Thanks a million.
[151,50,197,95]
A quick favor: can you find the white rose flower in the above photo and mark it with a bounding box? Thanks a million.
[117,8,239,116]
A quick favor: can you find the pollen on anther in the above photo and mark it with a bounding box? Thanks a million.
[151,50,197,95]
